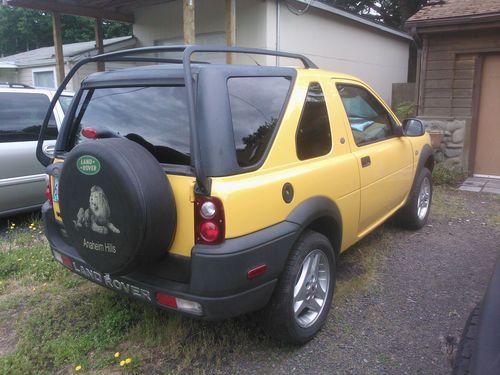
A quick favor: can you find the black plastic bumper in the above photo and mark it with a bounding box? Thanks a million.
[42,202,299,320]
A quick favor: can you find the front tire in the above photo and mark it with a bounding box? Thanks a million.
[262,230,336,345]
[397,167,433,230]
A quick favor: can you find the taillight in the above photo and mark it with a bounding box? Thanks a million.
[155,292,203,315]
[194,196,225,245]
[46,179,53,206]
[53,251,73,269]
[82,127,97,139]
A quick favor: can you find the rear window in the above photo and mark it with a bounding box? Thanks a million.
[0,92,57,143]
[72,86,190,165]
[228,76,291,167]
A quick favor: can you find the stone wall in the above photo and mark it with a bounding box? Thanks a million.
[422,118,466,170]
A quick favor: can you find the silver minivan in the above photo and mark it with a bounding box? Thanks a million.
[0,84,73,218]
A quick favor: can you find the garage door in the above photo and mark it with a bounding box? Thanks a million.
[474,55,500,177]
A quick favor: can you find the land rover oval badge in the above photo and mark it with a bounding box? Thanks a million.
[77,155,101,175]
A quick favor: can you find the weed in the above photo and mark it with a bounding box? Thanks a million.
[342,323,353,336]
[335,226,391,301]
[432,163,467,187]
[377,353,392,365]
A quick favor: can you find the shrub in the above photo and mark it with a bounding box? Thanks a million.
[432,163,467,186]
[395,101,416,121]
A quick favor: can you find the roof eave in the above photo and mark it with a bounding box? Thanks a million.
[294,0,413,41]
[405,12,500,32]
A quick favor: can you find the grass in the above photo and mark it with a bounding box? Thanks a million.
[0,217,264,374]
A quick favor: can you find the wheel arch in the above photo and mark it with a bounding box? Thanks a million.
[419,144,435,173]
[286,196,342,257]
[410,144,434,194]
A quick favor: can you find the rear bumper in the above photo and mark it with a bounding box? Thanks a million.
[42,202,298,319]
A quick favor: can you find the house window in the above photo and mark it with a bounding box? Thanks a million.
[33,69,56,88]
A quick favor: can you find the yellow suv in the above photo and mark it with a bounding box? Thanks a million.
[37,46,433,344]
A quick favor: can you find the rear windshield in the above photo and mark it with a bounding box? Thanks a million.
[228,77,291,167]
[72,86,190,165]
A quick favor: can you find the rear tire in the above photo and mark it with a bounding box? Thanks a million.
[262,230,335,345]
[397,167,433,230]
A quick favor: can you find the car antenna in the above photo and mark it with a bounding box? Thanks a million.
[244,53,261,66]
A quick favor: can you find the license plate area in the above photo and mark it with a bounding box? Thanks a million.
[55,252,153,303]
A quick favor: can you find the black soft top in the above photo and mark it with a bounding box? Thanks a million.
[82,64,296,88]
[39,45,313,195]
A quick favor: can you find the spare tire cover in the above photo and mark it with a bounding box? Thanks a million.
[59,138,176,276]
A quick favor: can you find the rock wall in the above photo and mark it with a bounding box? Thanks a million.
[422,119,466,171]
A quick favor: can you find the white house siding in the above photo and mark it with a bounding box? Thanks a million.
[133,0,410,102]
[133,0,270,65]
[17,67,35,87]
[273,3,409,103]
[134,0,226,47]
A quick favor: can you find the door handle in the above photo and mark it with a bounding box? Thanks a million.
[43,144,55,157]
[361,156,371,168]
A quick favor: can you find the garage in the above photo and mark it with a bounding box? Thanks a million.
[406,0,500,177]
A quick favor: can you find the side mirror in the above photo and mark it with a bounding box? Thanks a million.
[402,118,424,137]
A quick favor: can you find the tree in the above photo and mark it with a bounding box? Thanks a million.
[0,7,132,57]
[322,0,428,28]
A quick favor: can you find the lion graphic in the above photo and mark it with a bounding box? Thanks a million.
[74,185,120,235]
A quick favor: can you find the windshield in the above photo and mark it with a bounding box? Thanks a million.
[71,86,190,165]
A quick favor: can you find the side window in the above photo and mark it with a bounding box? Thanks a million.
[228,76,291,167]
[0,92,57,143]
[336,84,394,146]
[296,82,332,160]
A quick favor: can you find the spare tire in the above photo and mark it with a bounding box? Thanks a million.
[59,138,176,276]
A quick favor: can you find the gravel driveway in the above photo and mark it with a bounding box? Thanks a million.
[220,187,500,375]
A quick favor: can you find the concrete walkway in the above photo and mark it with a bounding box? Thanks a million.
[459,176,500,194]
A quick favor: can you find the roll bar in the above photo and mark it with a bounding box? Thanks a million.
[36,45,317,195]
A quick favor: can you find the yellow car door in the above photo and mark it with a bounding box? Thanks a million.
[333,80,414,237]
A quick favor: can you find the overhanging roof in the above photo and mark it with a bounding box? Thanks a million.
[0,36,136,67]
[295,0,413,41]
[406,0,500,31]
[1,0,175,23]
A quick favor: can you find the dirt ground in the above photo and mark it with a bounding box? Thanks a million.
[0,187,499,374]
[219,188,500,375]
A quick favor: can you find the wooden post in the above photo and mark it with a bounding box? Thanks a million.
[183,0,195,45]
[226,0,236,64]
[95,17,105,72]
[51,12,65,86]
[417,35,428,116]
